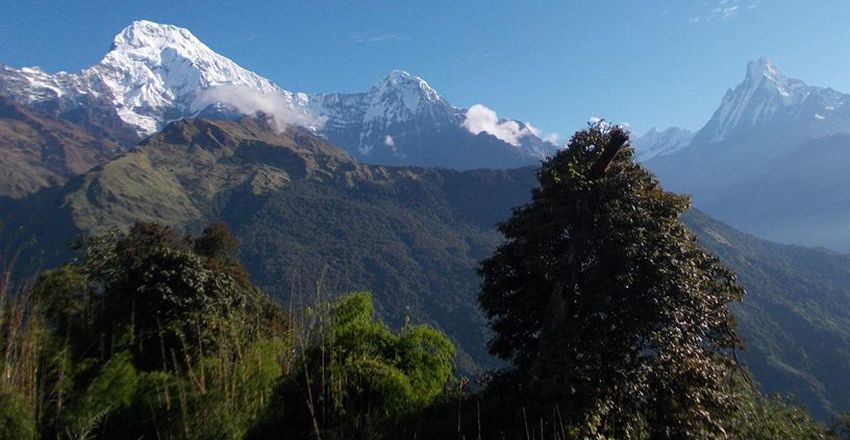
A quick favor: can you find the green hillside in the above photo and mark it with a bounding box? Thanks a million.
[2,117,850,419]
[685,210,850,419]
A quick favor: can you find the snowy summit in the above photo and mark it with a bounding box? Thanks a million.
[0,20,557,169]
[699,58,846,142]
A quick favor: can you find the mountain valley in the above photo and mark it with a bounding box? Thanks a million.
[4,18,850,430]
[1,116,849,419]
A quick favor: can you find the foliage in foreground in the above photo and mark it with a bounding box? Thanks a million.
[2,222,291,439]
[0,223,455,439]
[249,292,455,439]
[0,127,840,439]
[474,124,822,439]
[0,227,833,439]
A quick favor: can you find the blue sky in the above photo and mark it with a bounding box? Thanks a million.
[2,0,849,139]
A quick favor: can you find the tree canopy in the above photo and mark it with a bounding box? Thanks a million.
[479,124,746,438]
[9,222,291,439]
[2,221,458,440]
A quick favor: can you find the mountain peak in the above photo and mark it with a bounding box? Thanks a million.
[87,20,285,135]
[1,21,552,170]
[374,69,442,102]
[746,57,784,84]
[643,126,661,136]
[111,20,200,51]
[695,58,821,142]
[634,126,694,161]
[361,70,446,124]
[384,69,415,83]
[741,57,801,100]
[104,19,222,71]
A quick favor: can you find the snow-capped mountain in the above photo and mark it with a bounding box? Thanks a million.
[306,69,460,156]
[694,58,848,144]
[632,126,694,161]
[305,70,555,168]
[0,20,556,169]
[645,58,850,251]
[315,69,449,130]
[0,20,310,137]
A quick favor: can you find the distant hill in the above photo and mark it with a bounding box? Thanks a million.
[0,117,534,372]
[3,117,850,419]
[0,97,121,198]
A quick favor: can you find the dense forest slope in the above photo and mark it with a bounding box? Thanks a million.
[2,117,850,418]
[685,211,850,419]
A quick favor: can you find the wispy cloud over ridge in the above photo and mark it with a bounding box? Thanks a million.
[195,85,327,132]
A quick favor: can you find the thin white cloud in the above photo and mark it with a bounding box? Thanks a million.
[462,104,535,146]
[688,0,759,23]
[235,34,261,44]
[195,85,326,132]
[525,121,560,145]
[715,4,741,19]
[349,33,407,44]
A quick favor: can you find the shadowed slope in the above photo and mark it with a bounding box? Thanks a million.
[0,98,121,198]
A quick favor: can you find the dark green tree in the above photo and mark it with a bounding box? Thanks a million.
[25,222,291,439]
[194,222,240,260]
[479,124,745,438]
[75,222,278,372]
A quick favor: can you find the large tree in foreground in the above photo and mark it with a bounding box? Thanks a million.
[479,124,745,438]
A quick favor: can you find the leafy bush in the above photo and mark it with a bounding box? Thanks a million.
[61,352,138,439]
[251,292,454,440]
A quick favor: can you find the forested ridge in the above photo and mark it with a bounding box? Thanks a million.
[2,125,847,439]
